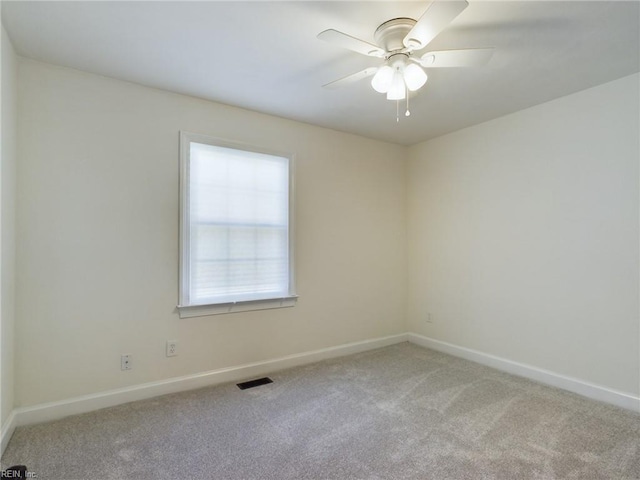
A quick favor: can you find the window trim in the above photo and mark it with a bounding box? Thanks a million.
[177,131,297,318]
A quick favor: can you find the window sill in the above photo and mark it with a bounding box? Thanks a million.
[177,296,298,318]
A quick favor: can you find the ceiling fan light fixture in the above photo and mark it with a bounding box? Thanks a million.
[371,65,394,93]
[404,63,428,91]
[317,0,486,118]
[386,70,406,100]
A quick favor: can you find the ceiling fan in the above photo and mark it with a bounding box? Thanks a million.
[318,0,493,118]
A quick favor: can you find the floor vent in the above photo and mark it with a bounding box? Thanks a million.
[237,377,273,390]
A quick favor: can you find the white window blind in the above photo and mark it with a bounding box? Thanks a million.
[179,134,294,313]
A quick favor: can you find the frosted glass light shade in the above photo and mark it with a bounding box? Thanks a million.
[371,66,394,93]
[386,70,406,100]
[404,63,428,91]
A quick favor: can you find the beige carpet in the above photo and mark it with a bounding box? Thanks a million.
[2,343,639,479]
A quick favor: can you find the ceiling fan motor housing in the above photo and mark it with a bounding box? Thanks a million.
[374,17,417,53]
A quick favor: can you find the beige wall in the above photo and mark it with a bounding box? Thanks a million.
[1,26,18,426]
[10,56,640,410]
[15,59,407,407]
[407,74,640,395]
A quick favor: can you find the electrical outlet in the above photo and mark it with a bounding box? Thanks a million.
[121,354,132,371]
[166,340,178,357]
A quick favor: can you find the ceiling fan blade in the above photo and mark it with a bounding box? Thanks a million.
[322,67,378,89]
[418,48,494,68]
[318,29,385,57]
[403,0,469,51]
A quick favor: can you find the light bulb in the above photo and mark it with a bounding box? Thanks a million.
[371,66,393,93]
[386,70,406,100]
[403,63,428,91]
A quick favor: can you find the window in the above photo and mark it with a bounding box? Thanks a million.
[178,132,296,317]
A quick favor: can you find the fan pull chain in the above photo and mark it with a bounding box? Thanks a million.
[405,86,411,117]
[396,100,399,123]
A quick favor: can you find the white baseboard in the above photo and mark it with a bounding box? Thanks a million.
[4,330,636,453]
[12,333,408,429]
[408,333,640,413]
[1,410,17,457]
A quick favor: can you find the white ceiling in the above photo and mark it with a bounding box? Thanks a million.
[2,1,639,145]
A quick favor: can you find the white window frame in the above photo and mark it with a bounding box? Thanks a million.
[177,131,297,318]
